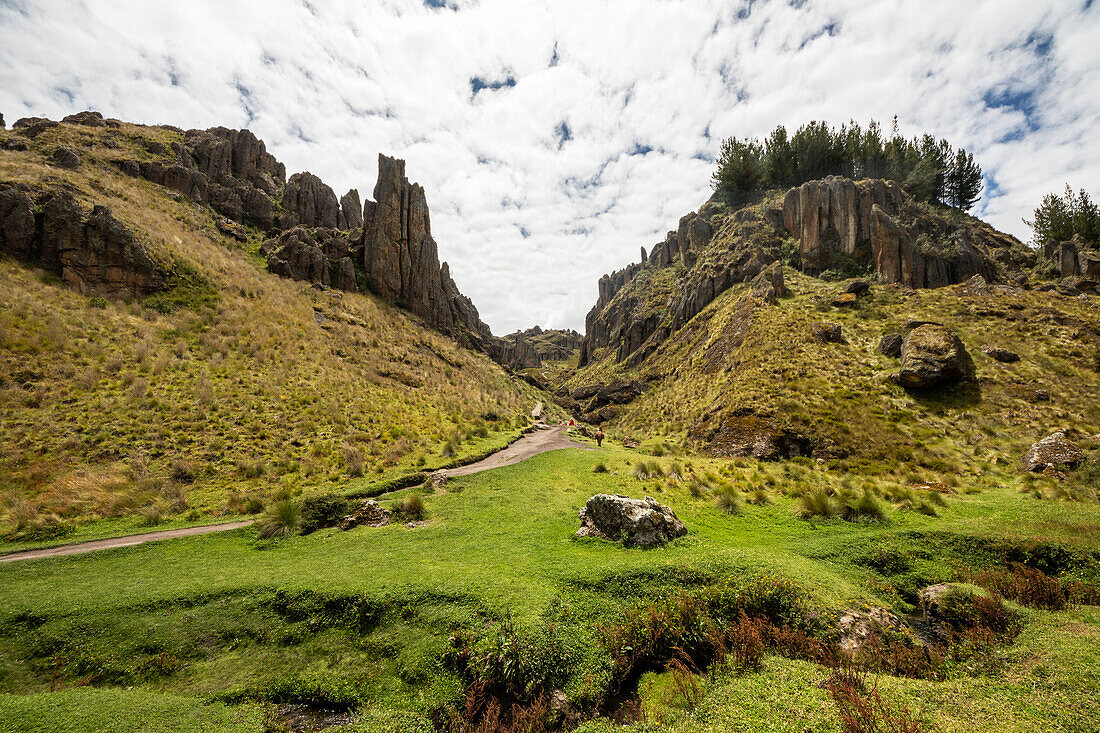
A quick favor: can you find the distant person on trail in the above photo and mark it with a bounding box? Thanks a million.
[595,428,605,447]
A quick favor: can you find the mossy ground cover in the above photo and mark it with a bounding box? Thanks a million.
[1,444,1099,731]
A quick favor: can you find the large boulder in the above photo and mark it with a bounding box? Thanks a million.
[576,494,686,546]
[692,413,810,460]
[49,146,81,169]
[1023,432,1086,473]
[895,324,973,388]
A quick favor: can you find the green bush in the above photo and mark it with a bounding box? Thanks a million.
[393,492,426,522]
[299,493,350,534]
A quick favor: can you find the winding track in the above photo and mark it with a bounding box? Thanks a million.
[1,425,588,563]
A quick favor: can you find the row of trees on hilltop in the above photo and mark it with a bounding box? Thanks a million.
[712,119,984,211]
[1025,185,1100,247]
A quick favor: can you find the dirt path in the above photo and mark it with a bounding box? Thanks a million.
[1,424,589,563]
[442,424,589,477]
[0,521,255,563]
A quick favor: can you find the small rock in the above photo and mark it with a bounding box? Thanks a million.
[1023,432,1086,473]
[843,279,871,297]
[838,607,908,657]
[426,471,449,490]
[903,318,940,330]
[576,494,686,546]
[811,321,843,343]
[0,113,4,129]
[954,274,993,297]
[49,146,81,169]
[340,499,391,530]
[832,292,858,307]
[878,333,903,357]
[1,138,28,151]
[980,345,1020,363]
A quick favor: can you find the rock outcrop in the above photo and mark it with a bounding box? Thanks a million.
[280,172,340,230]
[359,154,493,350]
[0,184,164,298]
[575,494,686,546]
[339,189,363,231]
[340,499,392,530]
[837,607,909,657]
[895,324,973,388]
[1043,236,1100,280]
[1023,432,1086,473]
[781,175,1019,288]
[260,226,357,292]
[492,326,583,370]
[691,412,810,460]
[49,146,81,169]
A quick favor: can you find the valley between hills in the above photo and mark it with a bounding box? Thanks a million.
[1,112,1099,733]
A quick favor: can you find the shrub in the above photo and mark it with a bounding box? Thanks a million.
[257,499,301,539]
[969,564,1067,611]
[441,441,457,458]
[299,493,351,534]
[827,670,928,733]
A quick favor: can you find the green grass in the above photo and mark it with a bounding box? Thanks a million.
[1,446,1099,730]
[0,688,265,732]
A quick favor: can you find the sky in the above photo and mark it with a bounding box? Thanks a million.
[1,0,1098,334]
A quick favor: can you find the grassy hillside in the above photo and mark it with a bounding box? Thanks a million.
[569,269,1100,491]
[0,120,550,548]
[1,445,1098,731]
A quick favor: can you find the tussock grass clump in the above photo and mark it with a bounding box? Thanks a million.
[140,502,165,526]
[715,484,741,515]
[632,461,663,480]
[747,487,771,505]
[256,499,300,539]
[800,488,837,518]
[838,489,887,523]
[393,492,427,521]
[667,462,684,481]
[591,462,608,474]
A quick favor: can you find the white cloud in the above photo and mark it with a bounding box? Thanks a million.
[1,0,1098,333]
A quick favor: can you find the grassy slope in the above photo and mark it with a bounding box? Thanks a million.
[0,121,552,548]
[1,443,1099,731]
[572,269,1100,482]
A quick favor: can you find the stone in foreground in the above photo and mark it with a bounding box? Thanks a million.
[1023,432,1086,473]
[576,494,686,546]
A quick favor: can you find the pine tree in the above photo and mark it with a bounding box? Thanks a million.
[946,149,982,211]
[1025,185,1100,246]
